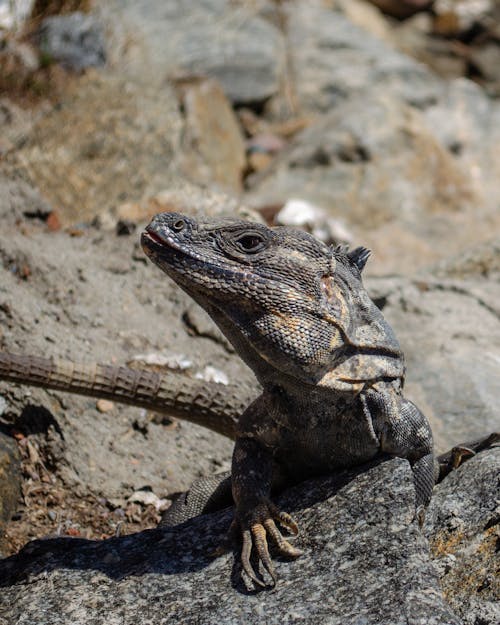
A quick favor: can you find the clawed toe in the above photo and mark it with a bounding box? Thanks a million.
[237,501,303,588]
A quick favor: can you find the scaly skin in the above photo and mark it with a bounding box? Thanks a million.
[141,212,436,587]
[0,351,255,439]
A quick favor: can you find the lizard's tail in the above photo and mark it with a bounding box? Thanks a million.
[0,351,254,439]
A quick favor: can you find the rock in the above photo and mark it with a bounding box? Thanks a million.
[114,184,257,229]
[335,0,395,44]
[422,79,500,189]
[0,0,33,30]
[0,431,21,557]
[246,92,481,273]
[0,458,460,624]
[106,0,285,104]
[0,38,40,99]
[283,0,441,114]
[369,273,500,451]
[0,172,52,222]
[430,239,500,279]
[178,78,246,193]
[470,42,500,89]
[247,78,500,275]
[425,448,500,625]
[38,11,106,71]
[96,399,114,414]
[6,72,184,225]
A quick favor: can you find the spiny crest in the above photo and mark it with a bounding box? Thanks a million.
[331,244,371,273]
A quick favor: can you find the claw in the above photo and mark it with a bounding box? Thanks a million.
[264,518,303,558]
[252,524,277,586]
[241,529,266,588]
[270,504,299,536]
[236,500,303,588]
[449,446,475,470]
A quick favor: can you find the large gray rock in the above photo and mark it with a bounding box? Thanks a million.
[0,458,460,625]
[284,0,441,113]
[246,82,500,274]
[103,0,285,104]
[247,93,474,227]
[426,448,500,625]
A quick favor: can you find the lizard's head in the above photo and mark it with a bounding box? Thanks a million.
[142,212,403,390]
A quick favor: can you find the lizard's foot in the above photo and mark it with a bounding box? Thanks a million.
[236,499,303,588]
[437,432,499,482]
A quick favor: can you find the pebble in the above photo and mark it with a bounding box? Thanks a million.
[96,399,115,413]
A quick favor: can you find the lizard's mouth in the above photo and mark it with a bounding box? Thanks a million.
[143,229,165,246]
[141,228,184,258]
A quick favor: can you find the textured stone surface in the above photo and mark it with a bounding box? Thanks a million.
[426,448,500,625]
[246,83,500,275]
[285,0,440,113]
[3,72,184,225]
[247,93,475,226]
[38,12,106,71]
[0,186,251,501]
[178,78,246,193]
[104,0,285,104]
[0,459,460,625]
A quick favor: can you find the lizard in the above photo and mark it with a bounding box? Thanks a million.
[1,212,497,586]
[139,211,498,587]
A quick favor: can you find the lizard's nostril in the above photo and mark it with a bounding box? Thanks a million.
[172,219,185,232]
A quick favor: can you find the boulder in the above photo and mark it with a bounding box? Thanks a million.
[284,0,440,114]
[178,78,246,193]
[0,458,460,625]
[426,448,500,625]
[104,0,285,104]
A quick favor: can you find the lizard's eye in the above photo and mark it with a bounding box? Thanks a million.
[234,233,266,253]
[172,219,186,232]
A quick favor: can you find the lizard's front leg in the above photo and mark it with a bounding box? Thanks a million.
[232,436,302,587]
[367,387,435,519]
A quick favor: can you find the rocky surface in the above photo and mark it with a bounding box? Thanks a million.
[0,458,463,625]
[99,0,285,104]
[284,0,441,114]
[425,448,500,625]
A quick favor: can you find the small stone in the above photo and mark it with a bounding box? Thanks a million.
[96,399,115,413]
[38,12,106,71]
[248,151,273,173]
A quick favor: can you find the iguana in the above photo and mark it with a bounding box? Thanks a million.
[140,212,498,587]
[1,212,497,587]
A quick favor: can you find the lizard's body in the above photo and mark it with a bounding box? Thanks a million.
[1,211,497,587]
[141,212,436,585]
